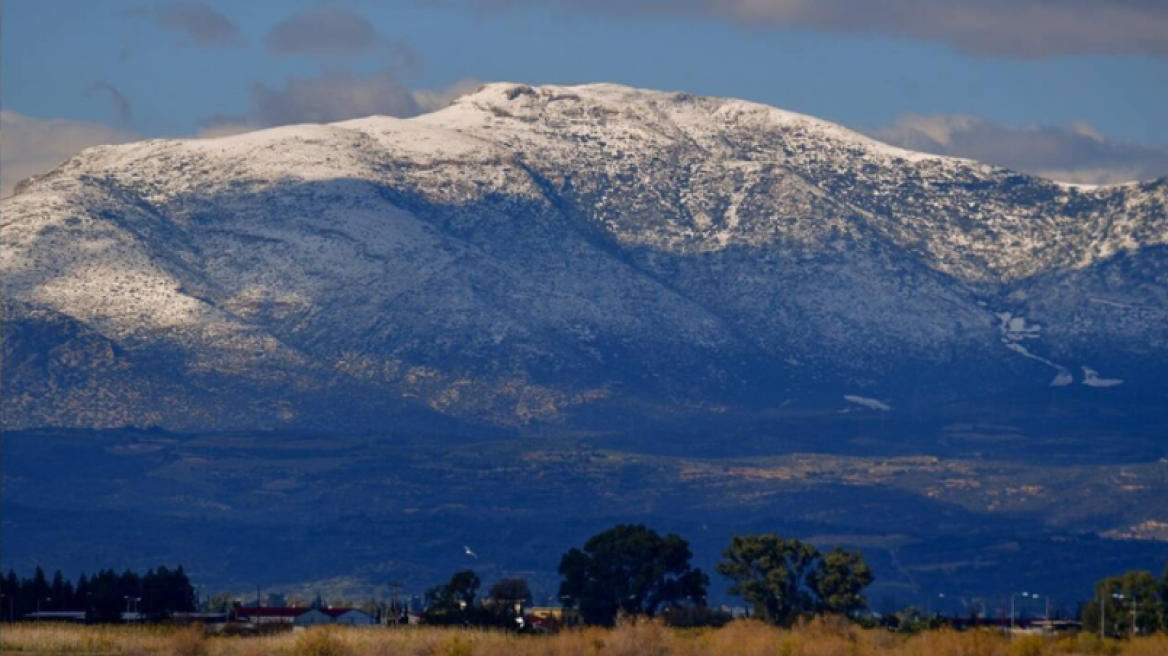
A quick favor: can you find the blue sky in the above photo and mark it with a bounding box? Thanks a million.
[3,0,1168,193]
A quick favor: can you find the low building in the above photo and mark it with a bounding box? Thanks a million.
[231,606,371,626]
[23,611,86,622]
[527,606,580,626]
[295,609,335,626]
[232,607,321,625]
[170,612,230,624]
[326,608,377,626]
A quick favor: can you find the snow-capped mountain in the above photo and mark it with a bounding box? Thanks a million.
[3,83,1166,430]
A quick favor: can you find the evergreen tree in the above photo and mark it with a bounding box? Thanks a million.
[26,567,50,614]
[0,570,17,621]
[75,574,92,614]
[172,565,196,613]
[50,570,75,610]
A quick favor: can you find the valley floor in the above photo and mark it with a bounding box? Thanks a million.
[2,620,1166,656]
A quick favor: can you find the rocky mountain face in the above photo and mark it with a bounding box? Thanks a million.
[3,83,1167,432]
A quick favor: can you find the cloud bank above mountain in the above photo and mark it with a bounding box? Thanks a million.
[0,111,139,197]
[470,0,1168,59]
[125,1,245,48]
[197,73,480,137]
[266,7,390,57]
[872,115,1168,185]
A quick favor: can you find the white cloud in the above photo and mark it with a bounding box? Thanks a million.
[1,112,140,198]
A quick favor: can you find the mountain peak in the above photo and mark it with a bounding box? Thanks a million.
[425,82,942,166]
[2,82,1166,431]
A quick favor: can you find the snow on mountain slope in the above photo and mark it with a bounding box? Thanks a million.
[2,83,1166,430]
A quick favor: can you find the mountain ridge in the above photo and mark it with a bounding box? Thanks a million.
[3,82,1166,431]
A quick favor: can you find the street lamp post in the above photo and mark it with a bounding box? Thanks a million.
[1109,593,1125,639]
[1010,592,1026,633]
[1010,592,1039,633]
[1100,592,1107,640]
[124,595,142,619]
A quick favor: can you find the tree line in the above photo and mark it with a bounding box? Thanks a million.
[425,525,873,627]
[0,566,195,622]
[17,526,1164,632]
[1081,565,1168,638]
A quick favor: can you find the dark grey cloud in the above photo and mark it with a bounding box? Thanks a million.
[86,83,134,124]
[127,1,244,47]
[251,70,423,126]
[211,71,477,131]
[266,7,384,57]
[871,115,1168,185]
[463,0,1168,59]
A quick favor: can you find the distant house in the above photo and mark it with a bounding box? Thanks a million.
[232,606,327,625]
[230,606,372,626]
[294,609,335,626]
[526,606,580,626]
[1019,619,1081,635]
[946,617,1080,635]
[325,608,377,626]
[170,612,230,624]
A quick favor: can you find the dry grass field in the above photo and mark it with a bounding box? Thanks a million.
[3,618,1167,656]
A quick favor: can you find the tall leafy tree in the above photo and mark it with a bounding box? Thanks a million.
[488,578,532,608]
[558,524,709,626]
[1084,570,1164,637]
[1161,562,1168,628]
[423,570,481,625]
[717,534,819,625]
[483,578,533,627]
[809,547,874,616]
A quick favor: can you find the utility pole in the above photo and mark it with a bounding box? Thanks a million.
[1010,595,1015,633]
[388,582,403,625]
[1131,596,1138,639]
[1100,594,1106,640]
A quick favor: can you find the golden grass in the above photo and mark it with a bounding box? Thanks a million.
[1,619,1164,656]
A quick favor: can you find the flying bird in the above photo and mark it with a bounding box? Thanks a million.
[464,546,478,559]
